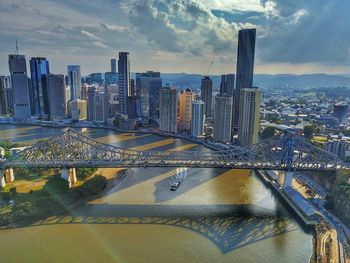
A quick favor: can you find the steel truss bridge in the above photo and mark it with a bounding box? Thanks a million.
[0,129,347,171]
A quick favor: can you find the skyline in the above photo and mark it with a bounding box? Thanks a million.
[0,0,350,75]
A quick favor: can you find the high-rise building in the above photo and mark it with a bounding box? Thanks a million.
[68,99,87,121]
[233,29,256,130]
[220,74,235,96]
[105,72,118,86]
[159,84,177,133]
[87,87,109,123]
[8,54,31,119]
[111,58,117,73]
[238,88,261,147]
[178,88,194,131]
[0,76,10,115]
[30,57,50,117]
[191,100,205,137]
[213,95,233,143]
[118,52,130,115]
[67,65,81,101]
[135,71,162,121]
[47,74,66,121]
[200,76,213,118]
[333,104,348,126]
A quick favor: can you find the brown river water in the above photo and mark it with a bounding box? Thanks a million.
[0,125,313,263]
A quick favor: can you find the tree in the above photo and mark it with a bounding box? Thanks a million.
[76,168,98,181]
[43,177,69,195]
[304,125,319,139]
[261,127,276,139]
[78,175,107,197]
[9,187,17,197]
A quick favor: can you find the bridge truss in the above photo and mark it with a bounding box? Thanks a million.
[1,129,346,171]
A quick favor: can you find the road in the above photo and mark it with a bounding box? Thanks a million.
[295,172,349,263]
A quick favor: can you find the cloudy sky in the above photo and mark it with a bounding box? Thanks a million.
[0,0,349,76]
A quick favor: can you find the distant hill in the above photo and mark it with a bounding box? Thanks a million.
[159,73,350,90]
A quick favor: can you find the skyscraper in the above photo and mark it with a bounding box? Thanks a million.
[67,65,81,101]
[135,71,162,121]
[87,87,109,123]
[178,88,194,131]
[47,74,66,121]
[200,76,213,118]
[333,104,348,126]
[233,29,256,130]
[238,88,261,147]
[8,54,31,118]
[68,99,87,121]
[213,95,233,143]
[118,52,130,115]
[159,84,177,133]
[0,76,9,115]
[30,57,50,116]
[111,58,117,73]
[191,100,205,137]
[220,74,235,96]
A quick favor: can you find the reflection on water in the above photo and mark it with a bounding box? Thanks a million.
[0,125,313,263]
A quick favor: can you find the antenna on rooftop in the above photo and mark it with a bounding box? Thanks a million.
[15,38,19,55]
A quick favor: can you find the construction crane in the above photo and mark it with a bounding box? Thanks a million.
[204,60,214,76]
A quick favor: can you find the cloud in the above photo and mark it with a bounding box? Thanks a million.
[81,30,100,41]
[129,1,182,52]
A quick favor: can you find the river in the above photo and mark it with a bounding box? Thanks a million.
[0,124,313,263]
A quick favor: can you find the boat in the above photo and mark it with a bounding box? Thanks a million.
[170,181,181,191]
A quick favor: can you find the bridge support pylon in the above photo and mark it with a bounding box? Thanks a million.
[0,168,15,188]
[61,168,77,188]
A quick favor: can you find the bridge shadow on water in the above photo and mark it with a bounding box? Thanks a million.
[26,203,299,254]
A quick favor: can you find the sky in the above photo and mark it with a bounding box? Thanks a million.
[0,0,349,76]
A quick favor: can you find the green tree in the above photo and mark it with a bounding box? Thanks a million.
[78,175,107,197]
[43,177,69,195]
[261,127,276,139]
[76,168,98,181]
[304,125,319,139]
[9,187,17,197]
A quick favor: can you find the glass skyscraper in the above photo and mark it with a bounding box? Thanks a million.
[233,29,256,131]
[30,57,50,116]
[118,52,130,115]
[8,54,31,119]
[67,65,81,101]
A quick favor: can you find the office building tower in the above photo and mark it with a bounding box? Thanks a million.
[30,57,50,116]
[47,74,66,121]
[333,104,348,126]
[68,99,87,121]
[0,76,10,115]
[238,88,261,147]
[191,100,205,137]
[159,84,177,133]
[213,95,233,143]
[105,72,118,86]
[135,71,162,121]
[178,88,194,131]
[67,65,81,101]
[4,76,13,113]
[220,74,235,96]
[87,87,109,122]
[200,76,213,118]
[118,52,130,115]
[8,54,31,118]
[233,29,256,130]
[111,58,117,73]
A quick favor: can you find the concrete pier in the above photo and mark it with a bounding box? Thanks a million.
[0,168,15,188]
[61,168,77,187]
[278,171,294,188]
